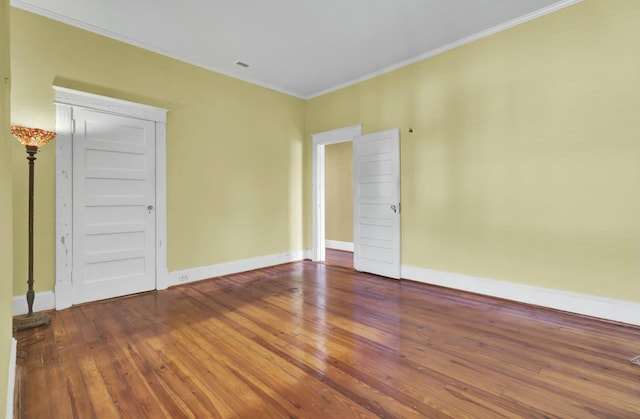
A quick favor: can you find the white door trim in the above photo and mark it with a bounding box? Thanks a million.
[54,86,168,310]
[311,124,362,262]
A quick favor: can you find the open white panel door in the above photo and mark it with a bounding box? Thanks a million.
[353,129,401,279]
[72,108,157,304]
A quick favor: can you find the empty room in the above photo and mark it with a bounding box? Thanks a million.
[1,0,639,417]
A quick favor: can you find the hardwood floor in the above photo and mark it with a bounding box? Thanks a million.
[14,251,640,418]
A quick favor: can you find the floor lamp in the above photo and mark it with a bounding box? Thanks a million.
[11,125,56,331]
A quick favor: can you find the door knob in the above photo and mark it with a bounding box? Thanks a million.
[147,205,154,213]
[391,204,397,213]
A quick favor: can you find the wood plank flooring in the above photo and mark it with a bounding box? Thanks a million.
[14,250,640,418]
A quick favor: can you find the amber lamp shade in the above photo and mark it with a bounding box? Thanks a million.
[11,125,56,331]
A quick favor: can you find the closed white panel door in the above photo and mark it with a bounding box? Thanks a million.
[72,108,156,304]
[353,129,401,279]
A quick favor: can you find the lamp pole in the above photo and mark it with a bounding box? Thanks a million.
[11,126,55,331]
[25,145,37,315]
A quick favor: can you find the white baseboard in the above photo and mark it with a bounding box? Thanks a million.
[12,291,56,316]
[168,250,305,286]
[156,267,171,291]
[325,240,354,252]
[6,337,17,419]
[20,259,634,326]
[303,249,313,260]
[54,282,72,311]
[401,265,640,326]
[13,252,306,312]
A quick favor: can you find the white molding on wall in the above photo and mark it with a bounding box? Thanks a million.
[15,251,308,312]
[311,125,362,263]
[53,86,167,122]
[168,251,305,287]
[303,249,313,261]
[325,240,354,252]
[308,0,583,99]
[54,100,73,310]
[12,257,638,326]
[402,264,640,326]
[13,291,55,316]
[9,1,303,99]
[11,1,582,100]
[154,121,169,290]
[6,337,17,419]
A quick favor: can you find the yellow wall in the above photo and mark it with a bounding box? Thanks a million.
[5,0,638,413]
[0,0,13,415]
[10,8,305,295]
[9,0,640,306]
[306,0,640,301]
[325,142,353,242]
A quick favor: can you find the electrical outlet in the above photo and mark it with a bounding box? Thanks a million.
[178,273,189,283]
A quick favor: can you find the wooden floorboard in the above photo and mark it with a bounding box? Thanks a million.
[14,250,640,418]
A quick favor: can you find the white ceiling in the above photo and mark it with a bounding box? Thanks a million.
[11,0,578,99]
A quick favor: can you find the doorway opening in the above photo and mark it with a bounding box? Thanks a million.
[324,141,354,253]
[311,125,362,262]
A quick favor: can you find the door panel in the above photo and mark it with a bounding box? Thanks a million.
[72,108,156,304]
[353,129,401,279]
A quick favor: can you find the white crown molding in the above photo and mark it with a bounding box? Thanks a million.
[402,264,640,326]
[11,0,163,54]
[168,250,305,287]
[307,0,583,99]
[12,0,581,100]
[13,291,55,315]
[11,0,304,99]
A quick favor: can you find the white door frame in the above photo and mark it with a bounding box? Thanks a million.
[311,124,362,262]
[54,86,169,310]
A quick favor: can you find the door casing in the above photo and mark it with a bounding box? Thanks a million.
[311,125,362,262]
[54,86,168,310]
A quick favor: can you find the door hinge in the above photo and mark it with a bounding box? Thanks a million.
[71,119,76,134]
